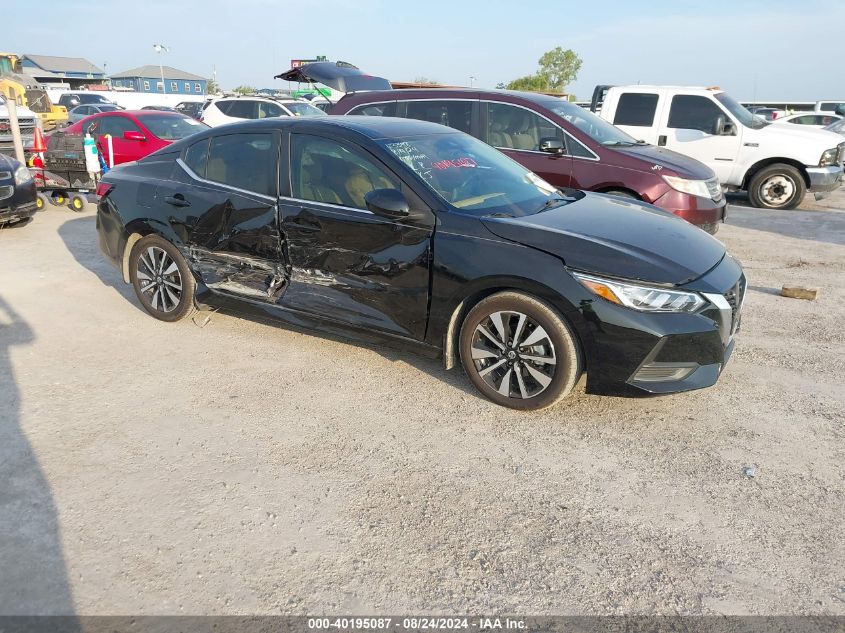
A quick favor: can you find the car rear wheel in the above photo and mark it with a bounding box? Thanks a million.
[748,164,806,210]
[459,291,582,410]
[129,235,196,322]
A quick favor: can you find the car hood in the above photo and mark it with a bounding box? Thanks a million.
[753,122,844,148]
[480,192,726,285]
[274,61,392,93]
[608,143,716,179]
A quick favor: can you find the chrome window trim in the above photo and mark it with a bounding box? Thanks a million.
[278,194,374,216]
[176,157,277,202]
[346,100,395,115]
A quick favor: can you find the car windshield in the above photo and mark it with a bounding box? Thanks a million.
[381,132,574,217]
[715,92,767,129]
[284,102,326,117]
[136,114,206,140]
[542,99,640,145]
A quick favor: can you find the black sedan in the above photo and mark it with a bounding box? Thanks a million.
[0,153,37,227]
[96,117,745,410]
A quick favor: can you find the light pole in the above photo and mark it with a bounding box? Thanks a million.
[469,76,476,88]
[153,44,169,93]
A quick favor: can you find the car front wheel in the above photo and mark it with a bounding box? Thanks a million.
[129,235,196,322]
[459,291,582,410]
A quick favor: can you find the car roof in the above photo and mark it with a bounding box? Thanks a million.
[335,88,573,107]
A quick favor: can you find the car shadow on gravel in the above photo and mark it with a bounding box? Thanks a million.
[57,215,147,315]
[0,294,77,617]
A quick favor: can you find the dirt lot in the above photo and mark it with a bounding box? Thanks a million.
[0,190,843,616]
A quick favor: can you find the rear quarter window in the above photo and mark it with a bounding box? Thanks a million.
[613,93,659,127]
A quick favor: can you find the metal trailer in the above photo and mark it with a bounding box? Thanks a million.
[30,131,96,212]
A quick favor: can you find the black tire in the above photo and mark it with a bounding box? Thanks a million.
[603,189,639,200]
[747,164,806,210]
[129,235,196,322]
[70,194,86,212]
[50,192,66,206]
[459,291,582,410]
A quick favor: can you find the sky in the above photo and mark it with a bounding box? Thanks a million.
[6,0,844,101]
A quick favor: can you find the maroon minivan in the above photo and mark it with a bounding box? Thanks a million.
[330,89,727,233]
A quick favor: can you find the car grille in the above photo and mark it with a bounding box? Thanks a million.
[706,177,723,201]
[0,118,36,136]
[723,274,747,336]
[0,185,12,200]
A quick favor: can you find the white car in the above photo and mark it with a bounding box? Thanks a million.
[200,96,325,127]
[592,85,845,209]
[772,112,843,129]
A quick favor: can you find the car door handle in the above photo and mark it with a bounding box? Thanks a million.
[657,135,667,146]
[164,194,191,207]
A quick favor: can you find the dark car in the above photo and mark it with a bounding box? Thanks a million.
[0,153,37,226]
[58,93,120,110]
[330,90,727,233]
[96,117,745,410]
[175,101,204,120]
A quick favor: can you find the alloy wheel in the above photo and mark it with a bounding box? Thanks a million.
[470,310,557,399]
[137,246,182,313]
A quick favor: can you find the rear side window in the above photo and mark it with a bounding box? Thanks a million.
[206,133,276,196]
[224,100,256,119]
[348,102,396,117]
[613,93,659,126]
[668,95,725,133]
[184,138,209,178]
[405,100,472,134]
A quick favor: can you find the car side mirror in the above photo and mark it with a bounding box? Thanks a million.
[539,137,566,156]
[364,188,410,219]
[713,115,735,136]
[123,130,147,141]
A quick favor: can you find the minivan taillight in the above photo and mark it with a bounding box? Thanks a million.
[96,182,113,198]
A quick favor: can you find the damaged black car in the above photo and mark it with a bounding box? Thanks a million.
[96,117,745,410]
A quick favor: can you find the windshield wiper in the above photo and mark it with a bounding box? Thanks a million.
[536,197,570,213]
[601,140,639,147]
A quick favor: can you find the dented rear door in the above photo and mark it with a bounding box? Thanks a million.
[167,131,287,302]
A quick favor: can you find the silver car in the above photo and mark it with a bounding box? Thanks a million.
[67,104,122,125]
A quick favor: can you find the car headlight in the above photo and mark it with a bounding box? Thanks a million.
[661,175,712,199]
[819,147,839,167]
[13,164,32,186]
[572,271,706,313]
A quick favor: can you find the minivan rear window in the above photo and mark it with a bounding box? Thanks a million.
[613,93,659,127]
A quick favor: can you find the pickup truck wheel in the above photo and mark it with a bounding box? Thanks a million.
[129,235,196,322]
[459,291,582,410]
[748,164,806,210]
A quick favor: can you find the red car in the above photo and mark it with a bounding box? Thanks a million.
[63,110,208,166]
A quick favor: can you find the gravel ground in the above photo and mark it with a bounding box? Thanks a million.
[0,190,843,616]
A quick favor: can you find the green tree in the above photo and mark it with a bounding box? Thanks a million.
[537,47,582,92]
[413,77,439,85]
[506,74,549,92]
[206,78,220,94]
[232,85,256,95]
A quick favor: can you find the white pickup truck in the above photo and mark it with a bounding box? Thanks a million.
[0,94,39,158]
[591,85,844,209]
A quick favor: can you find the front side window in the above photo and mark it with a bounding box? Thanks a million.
[486,102,561,151]
[136,114,205,140]
[291,134,399,209]
[668,95,725,133]
[283,102,326,117]
[87,115,140,138]
[406,100,472,134]
[614,93,659,127]
[184,138,209,178]
[206,133,276,196]
[257,102,284,118]
[381,132,567,218]
[349,102,396,117]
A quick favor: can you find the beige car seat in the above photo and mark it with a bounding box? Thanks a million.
[489,120,514,148]
[300,156,342,204]
[509,111,539,151]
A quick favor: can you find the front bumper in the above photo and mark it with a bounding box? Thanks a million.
[651,189,727,229]
[581,255,746,396]
[0,178,37,225]
[806,165,843,192]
